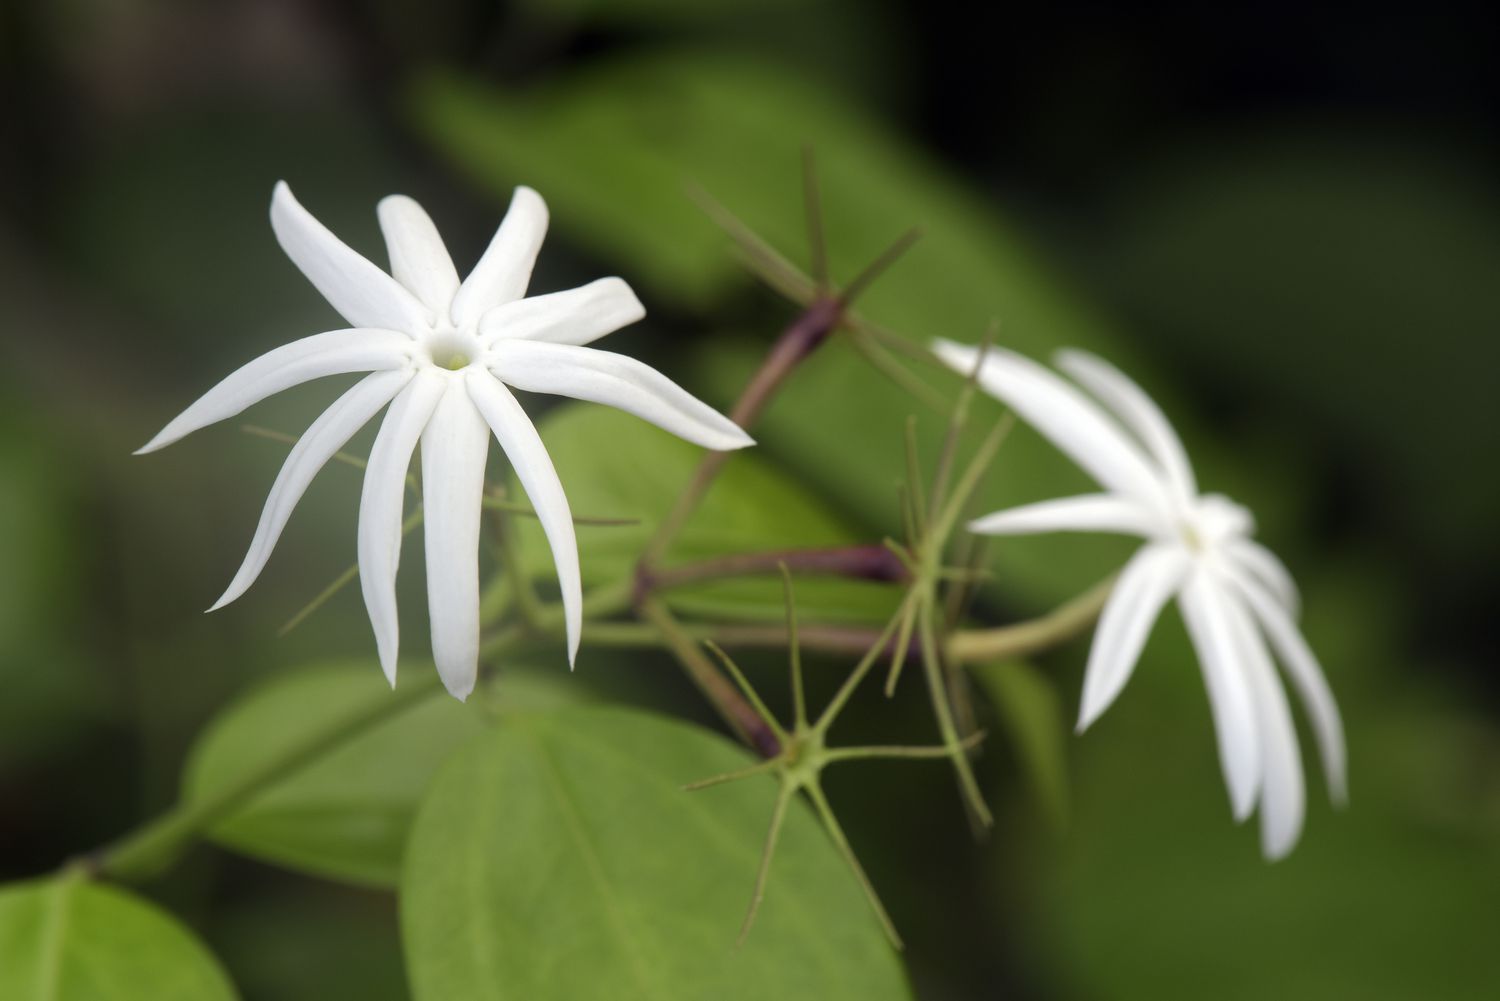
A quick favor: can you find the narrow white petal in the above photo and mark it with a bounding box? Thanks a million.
[270,182,432,331]
[1055,349,1198,501]
[478,277,645,347]
[488,341,753,451]
[1178,567,1263,821]
[1228,567,1348,805]
[451,186,548,326]
[933,339,1171,510]
[1225,538,1302,618]
[968,494,1159,538]
[464,371,580,664]
[211,370,410,610]
[136,329,412,454]
[420,379,490,701]
[1196,493,1256,541]
[377,195,460,315]
[1077,544,1189,730]
[358,370,444,685]
[1222,590,1305,860]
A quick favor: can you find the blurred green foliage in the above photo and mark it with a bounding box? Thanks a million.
[2,2,1497,1000]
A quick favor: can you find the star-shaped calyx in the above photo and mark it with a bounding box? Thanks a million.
[685,566,983,949]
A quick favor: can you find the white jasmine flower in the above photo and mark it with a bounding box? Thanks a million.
[139,183,752,700]
[935,340,1345,858]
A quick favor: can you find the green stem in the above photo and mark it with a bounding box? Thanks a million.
[738,783,794,946]
[917,590,992,828]
[945,574,1116,665]
[804,780,902,949]
[87,627,523,883]
[822,733,984,763]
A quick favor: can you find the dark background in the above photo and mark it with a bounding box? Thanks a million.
[2,2,1497,999]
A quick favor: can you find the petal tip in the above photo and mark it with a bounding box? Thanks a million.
[1261,828,1299,862]
[1230,792,1256,824]
[511,185,548,218]
[930,337,970,368]
[270,180,295,212]
[378,650,398,688]
[722,427,756,450]
[1075,695,1105,733]
[1052,347,1096,370]
[377,192,415,211]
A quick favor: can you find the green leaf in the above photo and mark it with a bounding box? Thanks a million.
[183,660,584,888]
[0,875,237,1000]
[971,660,1070,830]
[401,705,912,1001]
[513,402,901,623]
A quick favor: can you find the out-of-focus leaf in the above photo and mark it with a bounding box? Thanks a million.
[0,406,101,763]
[0,875,237,1000]
[183,660,585,888]
[972,660,1069,830]
[55,108,406,344]
[513,401,901,623]
[407,53,1231,606]
[211,887,406,1001]
[515,0,826,23]
[1032,563,1500,1001]
[401,705,912,1001]
[409,53,1097,338]
[1097,137,1500,570]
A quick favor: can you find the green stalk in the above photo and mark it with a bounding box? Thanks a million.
[945,574,1116,665]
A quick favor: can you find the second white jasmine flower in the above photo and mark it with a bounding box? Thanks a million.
[139,184,752,700]
[935,339,1345,858]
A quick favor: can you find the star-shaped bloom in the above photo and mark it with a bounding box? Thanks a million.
[934,340,1346,858]
[139,183,752,700]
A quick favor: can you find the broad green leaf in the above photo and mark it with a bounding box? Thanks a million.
[0,875,237,1001]
[513,402,901,623]
[401,705,912,1001]
[184,660,584,888]
[971,660,1069,830]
